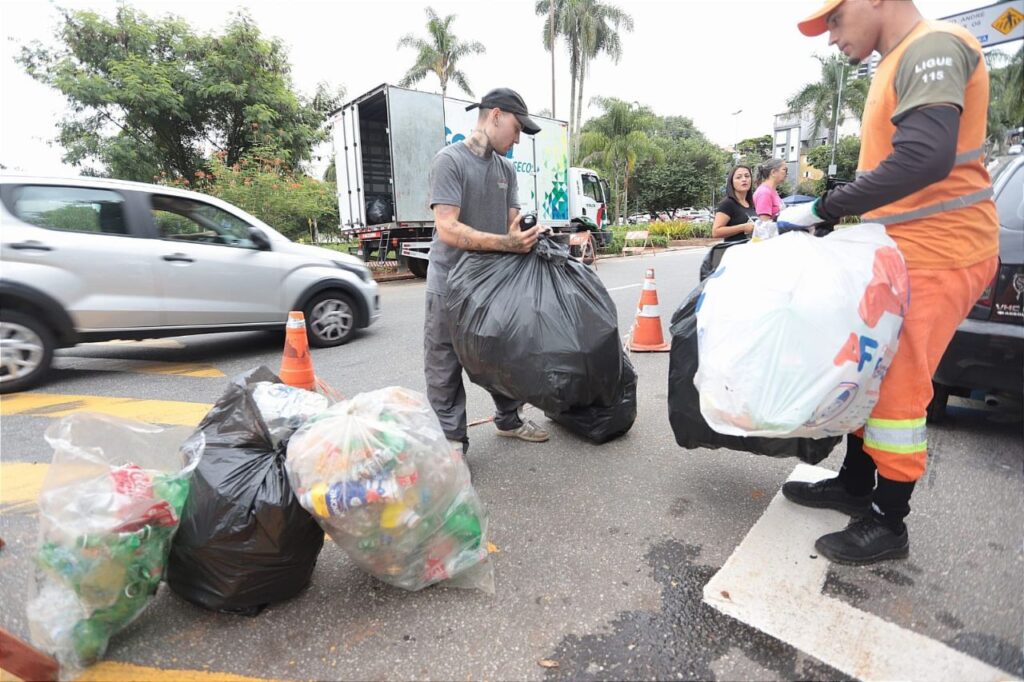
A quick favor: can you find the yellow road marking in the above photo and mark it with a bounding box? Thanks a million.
[54,357,224,378]
[0,462,49,512]
[0,393,211,426]
[75,662,286,681]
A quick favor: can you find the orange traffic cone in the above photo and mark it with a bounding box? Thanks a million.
[628,268,671,352]
[279,311,316,390]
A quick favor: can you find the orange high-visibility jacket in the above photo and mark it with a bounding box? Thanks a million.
[858,20,999,270]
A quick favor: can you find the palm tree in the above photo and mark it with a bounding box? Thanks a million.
[787,54,869,147]
[574,0,633,158]
[579,97,663,223]
[397,7,484,97]
[537,0,583,148]
[986,47,1024,152]
[536,0,633,159]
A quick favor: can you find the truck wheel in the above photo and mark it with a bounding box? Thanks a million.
[407,258,429,279]
[0,310,55,394]
[926,382,950,424]
[304,291,357,347]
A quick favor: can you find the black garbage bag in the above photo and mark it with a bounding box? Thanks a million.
[446,235,622,414]
[166,367,325,615]
[545,353,638,444]
[667,282,840,464]
[366,195,393,225]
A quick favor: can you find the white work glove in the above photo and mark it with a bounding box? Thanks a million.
[777,200,823,228]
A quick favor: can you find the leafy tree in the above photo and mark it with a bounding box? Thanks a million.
[987,47,1024,152]
[579,97,663,222]
[736,135,773,161]
[536,0,633,159]
[397,7,484,97]
[634,137,728,212]
[806,135,861,193]
[786,54,869,147]
[18,6,339,181]
[163,146,338,241]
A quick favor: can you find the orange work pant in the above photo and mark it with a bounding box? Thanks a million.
[856,255,998,482]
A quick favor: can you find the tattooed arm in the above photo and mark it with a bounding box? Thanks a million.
[433,204,539,253]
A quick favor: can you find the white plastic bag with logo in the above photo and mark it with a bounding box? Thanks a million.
[694,224,909,438]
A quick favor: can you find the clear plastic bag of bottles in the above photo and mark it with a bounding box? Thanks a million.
[286,386,494,593]
[27,413,202,673]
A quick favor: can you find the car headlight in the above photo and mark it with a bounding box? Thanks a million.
[334,260,373,283]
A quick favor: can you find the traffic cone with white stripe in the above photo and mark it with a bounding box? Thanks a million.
[279,311,316,390]
[628,268,671,352]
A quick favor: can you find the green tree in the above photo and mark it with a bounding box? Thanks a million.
[579,97,663,222]
[166,147,338,241]
[736,135,773,161]
[806,135,861,193]
[987,47,1024,153]
[536,0,633,159]
[397,7,484,97]
[634,137,729,212]
[18,6,338,181]
[786,55,869,147]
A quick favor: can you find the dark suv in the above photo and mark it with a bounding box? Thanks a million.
[928,155,1024,420]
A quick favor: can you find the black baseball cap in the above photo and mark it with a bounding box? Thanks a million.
[465,88,542,135]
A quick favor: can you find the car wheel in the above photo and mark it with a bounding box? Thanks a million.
[304,291,357,347]
[0,311,55,394]
[926,382,950,424]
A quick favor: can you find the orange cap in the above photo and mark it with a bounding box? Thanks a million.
[797,0,845,37]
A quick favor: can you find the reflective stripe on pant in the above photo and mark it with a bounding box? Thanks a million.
[858,255,998,482]
[423,291,523,445]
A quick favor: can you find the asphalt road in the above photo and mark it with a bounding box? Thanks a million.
[1,247,1021,681]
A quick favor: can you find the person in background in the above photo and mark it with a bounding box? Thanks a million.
[754,158,788,222]
[711,165,757,242]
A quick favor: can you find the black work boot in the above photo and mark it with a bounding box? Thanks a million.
[781,435,873,516]
[815,476,915,565]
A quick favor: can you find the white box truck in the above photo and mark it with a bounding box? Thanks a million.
[329,84,611,277]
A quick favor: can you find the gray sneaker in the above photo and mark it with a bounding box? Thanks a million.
[496,419,549,442]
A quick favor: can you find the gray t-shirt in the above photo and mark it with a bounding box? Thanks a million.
[426,142,519,294]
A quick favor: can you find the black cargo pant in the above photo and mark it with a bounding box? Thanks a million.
[424,291,523,452]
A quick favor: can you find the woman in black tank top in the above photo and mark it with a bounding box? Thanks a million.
[712,165,757,243]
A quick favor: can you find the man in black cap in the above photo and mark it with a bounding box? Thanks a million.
[424,87,549,456]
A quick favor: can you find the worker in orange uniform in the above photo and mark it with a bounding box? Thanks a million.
[777,0,999,565]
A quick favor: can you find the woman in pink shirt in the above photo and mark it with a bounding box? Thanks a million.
[753,158,788,221]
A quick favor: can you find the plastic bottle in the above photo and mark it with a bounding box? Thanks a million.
[442,501,482,549]
[300,477,400,518]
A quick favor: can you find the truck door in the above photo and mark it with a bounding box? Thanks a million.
[578,171,603,222]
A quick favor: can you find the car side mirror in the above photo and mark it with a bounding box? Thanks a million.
[249,228,271,250]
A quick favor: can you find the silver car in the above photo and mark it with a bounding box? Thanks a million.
[0,176,380,393]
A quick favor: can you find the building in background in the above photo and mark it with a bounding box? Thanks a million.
[770,51,876,187]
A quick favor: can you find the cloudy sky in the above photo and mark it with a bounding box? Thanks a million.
[0,0,1017,176]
